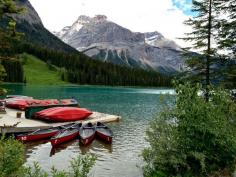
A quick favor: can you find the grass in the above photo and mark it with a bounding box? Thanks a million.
[20,53,68,85]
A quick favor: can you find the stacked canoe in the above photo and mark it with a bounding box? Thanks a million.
[5,97,78,111]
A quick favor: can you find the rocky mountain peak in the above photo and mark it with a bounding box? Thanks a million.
[145,31,164,41]
[13,0,43,25]
[92,15,108,23]
[74,15,91,25]
[145,31,181,50]
[54,15,185,73]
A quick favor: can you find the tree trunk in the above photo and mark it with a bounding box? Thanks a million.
[206,0,212,102]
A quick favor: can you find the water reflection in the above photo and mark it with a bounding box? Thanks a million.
[50,139,79,157]
[24,140,50,158]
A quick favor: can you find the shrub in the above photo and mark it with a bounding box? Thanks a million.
[0,136,25,177]
[0,136,96,177]
[143,83,236,177]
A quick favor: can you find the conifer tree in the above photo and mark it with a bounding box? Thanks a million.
[181,0,221,101]
[216,0,236,88]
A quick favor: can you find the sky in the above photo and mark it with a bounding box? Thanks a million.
[28,0,193,47]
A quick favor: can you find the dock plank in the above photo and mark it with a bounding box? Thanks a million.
[0,108,121,134]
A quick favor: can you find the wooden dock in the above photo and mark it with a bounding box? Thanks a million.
[0,108,121,134]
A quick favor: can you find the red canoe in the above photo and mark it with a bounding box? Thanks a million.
[16,128,59,142]
[79,123,96,145]
[50,123,82,147]
[34,107,61,118]
[6,97,79,113]
[6,98,59,110]
[96,122,113,143]
[35,107,92,122]
[6,98,32,110]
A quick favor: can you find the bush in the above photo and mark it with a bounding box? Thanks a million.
[0,136,25,177]
[143,83,236,177]
[0,136,96,177]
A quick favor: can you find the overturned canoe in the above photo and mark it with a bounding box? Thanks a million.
[50,123,82,147]
[79,123,96,145]
[35,107,92,122]
[6,99,32,110]
[6,98,58,111]
[96,122,113,143]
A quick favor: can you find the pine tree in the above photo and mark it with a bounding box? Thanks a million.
[181,0,222,101]
[216,0,236,88]
[217,0,236,56]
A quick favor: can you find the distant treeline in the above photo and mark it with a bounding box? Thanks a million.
[0,57,24,82]
[2,42,172,86]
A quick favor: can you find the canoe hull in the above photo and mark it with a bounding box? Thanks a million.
[50,130,79,147]
[80,134,95,145]
[35,107,92,122]
[95,122,113,143]
[96,130,113,143]
[79,123,96,145]
[16,131,59,142]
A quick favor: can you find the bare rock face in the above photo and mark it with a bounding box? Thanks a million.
[54,15,185,73]
[13,0,43,25]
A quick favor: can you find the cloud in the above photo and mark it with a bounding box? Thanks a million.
[28,0,192,48]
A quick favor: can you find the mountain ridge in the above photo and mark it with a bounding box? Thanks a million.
[54,15,185,73]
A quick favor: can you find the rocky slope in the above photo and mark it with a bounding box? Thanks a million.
[1,0,78,53]
[54,15,185,73]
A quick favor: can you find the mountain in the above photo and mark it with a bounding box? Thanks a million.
[0,0,172,87]
[0,0,78,53]
[54,15,185,73]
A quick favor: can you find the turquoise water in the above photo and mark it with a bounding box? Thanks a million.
[3,84,175,177]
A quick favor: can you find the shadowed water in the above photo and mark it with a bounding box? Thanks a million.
[3,84,174,177]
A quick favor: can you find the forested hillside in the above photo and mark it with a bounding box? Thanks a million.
[15,43,172,86]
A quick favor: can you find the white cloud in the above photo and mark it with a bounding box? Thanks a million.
[28,0,192,48]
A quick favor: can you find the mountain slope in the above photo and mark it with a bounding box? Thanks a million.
[0,0,78,53]
[54,15,185,73]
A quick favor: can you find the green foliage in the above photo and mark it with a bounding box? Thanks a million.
[67,155,96,177]
[0,0,25,84]
[216,0,236,57]
[1,57,24,82]
[0,0,24,18]
[0,136,96,177]
[143,83,236,177]
[0,136,25,177]
[24,162,48,177]
[214,0,236,88]
[24,155,96,177]
[0,61,7,95]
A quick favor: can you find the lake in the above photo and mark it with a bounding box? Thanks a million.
[3,84,175,177]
